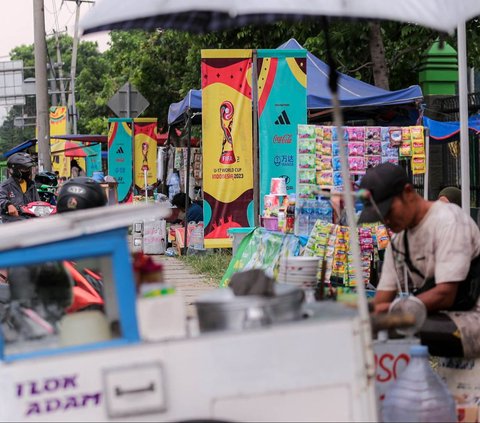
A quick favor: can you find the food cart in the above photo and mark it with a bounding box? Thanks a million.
[0,203,379,422]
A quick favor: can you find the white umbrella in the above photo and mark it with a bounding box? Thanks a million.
[80,0,480,35]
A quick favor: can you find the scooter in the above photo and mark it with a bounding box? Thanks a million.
[34,171,58,205]
[1,201,57,223]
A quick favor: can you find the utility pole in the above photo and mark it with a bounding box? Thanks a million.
[65,0,94,134]
[69,0,81,135]
[53,28,68,107]
[33,0,51,171]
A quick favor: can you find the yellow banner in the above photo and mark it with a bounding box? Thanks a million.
[49,106,71,177]
[202,49,254,247]
[133,118,158,189]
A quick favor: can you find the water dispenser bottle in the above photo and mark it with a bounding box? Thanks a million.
[382,345,457,422]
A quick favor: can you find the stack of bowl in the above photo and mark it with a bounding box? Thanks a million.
[277,256,320,289]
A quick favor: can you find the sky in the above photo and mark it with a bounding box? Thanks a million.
[0,0,110,122]
[0,0,109,59]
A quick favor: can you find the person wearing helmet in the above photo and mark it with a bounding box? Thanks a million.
[56,176,108,213]
[0,152,40,218]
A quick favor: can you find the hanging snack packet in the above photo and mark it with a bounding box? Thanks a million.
[299,169,316,184]
[365,126,381,141]
[298,137,316,154]
[381,127,390,142]
[349,157,366,175]
[315,126,324,140]
[410,126,424,140]
[322,139,333,156]
[399,141,412,157]
[366,141,381,155]
[411,155,426,175]
[412,139,425,155]
[332,156,342,171]
[298,153,316,169]
[366,155,381,169]
[316,171,333,186]
[389,127,403,147]
[298,124,316,138]
[320,156,333,171]
[375,224,390,250]
[350,127,365,141]
[323,126,333,141]
[348,141,365,157]
[332,141,340,157]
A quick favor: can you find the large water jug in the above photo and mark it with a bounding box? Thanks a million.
[382,345,457,422]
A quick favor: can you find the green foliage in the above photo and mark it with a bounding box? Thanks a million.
[2,18,480,156]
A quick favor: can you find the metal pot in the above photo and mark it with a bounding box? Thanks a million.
[195,284,304,333]
[195,294,269,333]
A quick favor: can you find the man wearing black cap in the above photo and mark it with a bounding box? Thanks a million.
[359,163,480,358]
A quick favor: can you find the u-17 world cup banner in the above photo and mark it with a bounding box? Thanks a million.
[108,118,134,203]
[201,49,254,248]
[257,49,307,210]
[133,118,158,192]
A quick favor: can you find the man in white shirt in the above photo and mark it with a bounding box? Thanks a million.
[358,163,480,358]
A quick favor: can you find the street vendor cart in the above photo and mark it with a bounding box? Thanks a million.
[0,203,378,422]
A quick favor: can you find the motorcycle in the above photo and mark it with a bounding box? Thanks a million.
[34,171,58,205]
[1,201,57,223]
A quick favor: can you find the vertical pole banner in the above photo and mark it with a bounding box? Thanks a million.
[201,49,254,248]
[83,142,102,176]
[108,118,134,203]
[49,106,69,177]
[257,50,307,209]
[133,118,158,192]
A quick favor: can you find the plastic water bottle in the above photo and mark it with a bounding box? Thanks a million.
[382,345,457,423]
[297,200,309,236]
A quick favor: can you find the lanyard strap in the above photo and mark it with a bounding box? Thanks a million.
[403,230,425,280]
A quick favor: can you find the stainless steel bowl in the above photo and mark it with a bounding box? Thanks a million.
[195,283,304,333]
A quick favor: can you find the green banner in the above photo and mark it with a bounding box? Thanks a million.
[83,143,102,177]
[108,118,133,203]
[257,50,307,210]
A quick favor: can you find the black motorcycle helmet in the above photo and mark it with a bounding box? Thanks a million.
[56,177,107,213]
[7,152,36,180]
[35,171,58,187]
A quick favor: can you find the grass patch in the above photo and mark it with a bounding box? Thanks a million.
[179,249,232,286]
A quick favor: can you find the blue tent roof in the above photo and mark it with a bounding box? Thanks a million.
[168,38,423,126]
[280,39,423,109]
[2,139,37,159]
[168,89,202,126]
[423,115,480,144]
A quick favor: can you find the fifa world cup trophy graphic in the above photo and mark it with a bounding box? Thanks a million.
[141,142,149,171]
[219,100,236,164]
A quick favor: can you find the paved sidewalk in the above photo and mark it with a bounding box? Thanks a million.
[150,255,217,318]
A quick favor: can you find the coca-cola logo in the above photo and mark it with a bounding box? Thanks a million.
[273,134,292,144]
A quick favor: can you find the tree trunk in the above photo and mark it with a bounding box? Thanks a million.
[369,21,390,90]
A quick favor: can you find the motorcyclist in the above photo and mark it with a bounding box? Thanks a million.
[56,176,107,213]
[0,152,40,218]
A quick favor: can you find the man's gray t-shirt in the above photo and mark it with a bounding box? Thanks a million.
[378,201,480,357]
